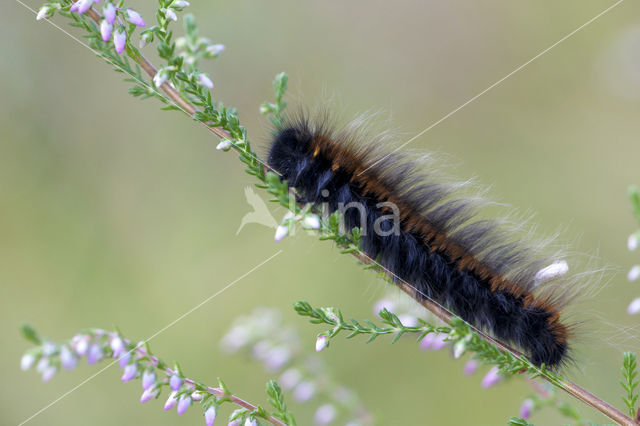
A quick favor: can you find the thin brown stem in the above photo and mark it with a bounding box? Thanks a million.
[136,347,286,426]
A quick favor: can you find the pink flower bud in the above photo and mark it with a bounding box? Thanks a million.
[100,20,112,41]
[313,404,336,425]
[87,344,103,365]
[110,336,125,357]
[118,351,131,368]
[204,405,217,426]
[164,391,178,410]
[173,0,190,7]
[198,73,214,89]
[75,0,94,14]
[21,353,36,371]
[176,395,191,415]
[126,9,145,27]
[315,335,328,353]
[121,363,137,382]
[520,398,534,420]
[628,298,640,315]
[103,2,116,24]
[73,334,89,356]
[113,28,126,54]
[629,265,640,282]
[274,225,288,242]
[190,391,203,402]
[481,366,502,388]
[140,387,158,403]
[463,359,479,376]
[42,365,57,382]
[142,370,155,390]
[60,346,78,370]
[169,374,182,391]
[36,6,50,20]
[165,8,177,22]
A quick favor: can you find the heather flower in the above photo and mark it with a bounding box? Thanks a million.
[204,405,217,426]
[481,366,502,388]
[463,359,479,376]
[264,346,290,371]
[303,214,321,229]
[113,28,126,54]
[279,368,301,390]
[100,20,112,42]
[452,339,466,359]
[216,139,232,151]
[74,0,94,14]
[153,69,168,88]
[534,260,568,285]
[121,363,137,382]
[87,344,103,365]
[42,365,57,382]
[110,336,125,357]
[628,298,640,315]
[244,419,257,426]
[293,380,315,402]
[520,398,534,420]
[206,44,225,57]
[191,391,204,402]
[430,333,448,351]
[177,394,191,415]
[73,334,89,356]
[165,8,177,22]
[164,391,178,410]
[21,353,36,371]
[398,314,418,327]
[313,404,336,425]
[36,6,50,20]
[36,357,49,374]
[628,265,640,282]
[103,2,116,24]
[198,73,214,89]
[315,335,328,353]
[170,374,182,390]
[139,32,153,48]
[60,345,78,370]
[42,341,56,356]
[173,0,190,8]
[629,233,639,251]
[142,370,155,390]
[118,351,131,368]
[274,225,288,242]
[126,9,145,27]
[140,387,159,403]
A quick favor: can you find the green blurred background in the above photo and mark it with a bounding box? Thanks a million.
[3,0,640,424]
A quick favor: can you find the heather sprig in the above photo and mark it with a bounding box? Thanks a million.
[19,324,294,425]
[621,352,639,418]
[220,308,372,425]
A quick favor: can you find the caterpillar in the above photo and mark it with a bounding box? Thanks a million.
[267,113,577,368]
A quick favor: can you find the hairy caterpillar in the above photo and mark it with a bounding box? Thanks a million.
[267,113,578,368]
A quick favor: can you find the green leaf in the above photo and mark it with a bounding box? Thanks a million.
[20,323,41,345]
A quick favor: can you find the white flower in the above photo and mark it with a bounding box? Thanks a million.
[628,265,640,282]
[206,44,225,57]
[629,298,640,315]
[216,139,232,151]
[397,314,418,327]
[21,353,36,371]
[60,346,78,370]
[244,418,257,426]
[41,365,57,382]
[36,6,50,20]
[153,70,168,87]
[629,234,639,251]
[204,405,216,426]
[293,380,315,402]
[110,336,125,357]
[453,340,466,359]
[190,391,204,402]
[140,387,158,403]
[164,391,178,410]
[198,73,214,89]
[173,0,190,8]
[315,335,329,353]
[303,214,321,229]
[534,261,568,285]
[165,8,178,21]
[313,404,336,425]
[274,225,288,242]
